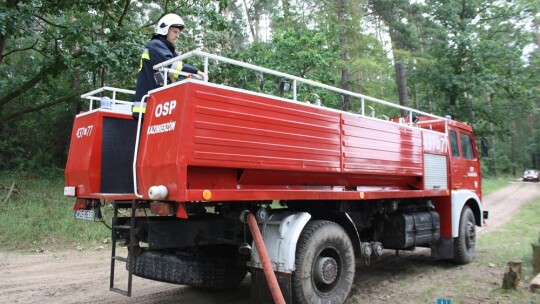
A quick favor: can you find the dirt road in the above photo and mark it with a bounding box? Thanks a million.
[1,181,539,303]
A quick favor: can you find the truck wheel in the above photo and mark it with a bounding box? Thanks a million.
[453,206,476,264]
[292,220,355,304]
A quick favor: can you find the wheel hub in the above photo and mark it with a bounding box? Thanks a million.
[314,257,338,285]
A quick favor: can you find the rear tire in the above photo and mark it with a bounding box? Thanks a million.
[452,206,476,264]
[133,250,247,291]
[292,220,355,304]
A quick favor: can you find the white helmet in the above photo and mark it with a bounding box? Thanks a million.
[155,14,185,36]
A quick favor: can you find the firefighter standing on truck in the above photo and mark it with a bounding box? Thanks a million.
[134,13,206,102]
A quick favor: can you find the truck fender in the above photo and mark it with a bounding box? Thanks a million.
[249,212,311,273]
[451,190,484,237]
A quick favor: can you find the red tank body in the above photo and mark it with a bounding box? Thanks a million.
[132,81,454,203]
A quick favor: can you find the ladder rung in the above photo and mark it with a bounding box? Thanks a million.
[110,287,130,296]
[115,225,131,230]
[111,201,136,297]
[112,256,129,262]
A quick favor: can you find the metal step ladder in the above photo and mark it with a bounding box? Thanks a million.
[110,200,138,296]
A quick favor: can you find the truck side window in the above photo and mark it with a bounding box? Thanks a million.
[450,130,459,157]
[460,133,474,159]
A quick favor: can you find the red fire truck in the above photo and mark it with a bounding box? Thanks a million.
[64,50,487,303]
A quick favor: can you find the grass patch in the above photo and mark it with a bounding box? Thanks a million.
[482,175,515,195]
[0,173,110,251]
[478,196,540,273]
[475,197,540,302]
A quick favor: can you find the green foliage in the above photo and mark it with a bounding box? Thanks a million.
[0,0,537,176]
[0,0,229,172]
[407,0,539,174]
[210,27,341,108]
[0,173,110,251]
[481,175,514,195]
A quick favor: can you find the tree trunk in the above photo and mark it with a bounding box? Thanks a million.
[242,0,258,42]
[371,0,411,117]
[394,62,408,117]
[0,32,5,66]
[281,0,290,22]
[531,272,540,293]
[530,78,540,169]
[72,40,82,115]
[533,242,540,275]
[535,16,540,56]
[510,120,516,176]
[502,261,522,290]
[223,7,230,50]
[254,14,261,41]
[338,0,352,111]
[487,93,497,176]
[412,81,418,110]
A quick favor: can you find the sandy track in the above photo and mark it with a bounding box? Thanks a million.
[1,181,538,303]
[0,248,251,304]
[477,181,539,234]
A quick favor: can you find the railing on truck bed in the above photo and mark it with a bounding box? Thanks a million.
[81,86,135,112]
[81,50,449,135]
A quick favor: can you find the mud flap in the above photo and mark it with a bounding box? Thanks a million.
[251,268,292,304]
[431,237,454,259]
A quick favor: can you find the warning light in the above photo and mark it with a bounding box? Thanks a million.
[202,190,212,201]
[72,199,88,211]
[150,202,174,216]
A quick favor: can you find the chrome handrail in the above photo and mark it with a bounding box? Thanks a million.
[81,86,135,111]
[153,50,447,129]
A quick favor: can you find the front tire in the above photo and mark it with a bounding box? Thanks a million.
[292,220,355,304]
[452,206,476,264]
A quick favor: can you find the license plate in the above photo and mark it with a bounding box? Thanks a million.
[75,209,95,221]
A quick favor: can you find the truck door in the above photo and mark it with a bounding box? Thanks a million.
[448,127,481,198]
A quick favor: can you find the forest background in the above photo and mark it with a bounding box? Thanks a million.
[0,0,539,177]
